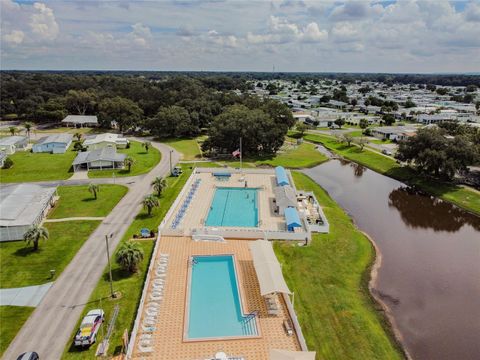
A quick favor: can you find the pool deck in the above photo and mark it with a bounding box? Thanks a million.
[130,236,301,359]
[165,171,287,232]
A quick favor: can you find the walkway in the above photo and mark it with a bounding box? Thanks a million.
[44,216,105,223]
[0,283,53,307]
[3,141,180,360]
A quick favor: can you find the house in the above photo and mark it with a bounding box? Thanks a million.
[273,185,297,215]
[416,114,456,125]
[72,146,126,172]
[0,136,28,154]
[61,115,99,127]
[371,126,417,141]
[83,133,129,151]
[0,184,57,242]
[32,133,73,153]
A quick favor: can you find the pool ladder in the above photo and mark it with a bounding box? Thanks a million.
[242,310,258,336]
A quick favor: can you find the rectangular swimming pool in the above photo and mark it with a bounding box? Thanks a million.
[205,187,258,227]
[186,255,258,339]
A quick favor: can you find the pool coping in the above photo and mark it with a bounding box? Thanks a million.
[183,253,262,342]
[204,186,261,228]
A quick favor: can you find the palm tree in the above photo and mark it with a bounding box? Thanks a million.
[23,225,49,251]
[88,183,99,199]
[124,156,135,172]
[142,194,159,216]
[151,176,167,197]
[9,126,16,136]
[74,132,82,141]
[116,241,144,273]
[143,141,151,153]
[24,122,33,139]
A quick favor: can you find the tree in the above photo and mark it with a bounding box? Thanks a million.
[148,106,197,138]
[355,137,369,151]
[342,133,354,146]
[151,176,167,197]
[334,118,345,129]
[65,90,96,115]
[2,157,13,169]
[74,132,82,141]
[142,194,159,216]
[23,225,49,251]
[405,99,416,108]
[296,122,308,136]
[382,114,395,126]
[9,126,16,136]
[359,118,369,130]
[124,156,135,172]
[73,141,84,151]
[99,96,143,132]
[24,122,33,139]
[116,241,144,273]
[350,98,358,108]
[143,141,151,153]
[88,183,99,199]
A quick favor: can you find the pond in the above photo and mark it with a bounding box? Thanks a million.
[305,159,480,360]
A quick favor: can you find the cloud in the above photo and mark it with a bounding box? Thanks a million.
[3,30,25,45]
[129,22,152,47]
[329,1,382,21]
[29,2,59,41]
[464,1,480,22]
[331,22,360,43]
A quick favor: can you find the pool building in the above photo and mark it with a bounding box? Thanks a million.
[128,167,325,359]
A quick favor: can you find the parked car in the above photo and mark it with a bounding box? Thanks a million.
[16,352,39,360]
[74,309,104,347]
[172,166,183,177]
[382,149,393,156]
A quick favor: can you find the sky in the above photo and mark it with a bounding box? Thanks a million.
[1,0,480,73]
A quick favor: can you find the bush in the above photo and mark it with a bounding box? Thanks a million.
[2,157,13,169]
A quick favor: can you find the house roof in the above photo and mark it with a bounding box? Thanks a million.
[274,185,297,208]
[0,136,27,146]
[0,184,56,227]
[35,133,73,145]
[72,146,126,165]
[285,207,302,227]
[83,133,128,146]
[62,115,98,124]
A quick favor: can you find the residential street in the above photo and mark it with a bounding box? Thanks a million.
[2,141,180,360]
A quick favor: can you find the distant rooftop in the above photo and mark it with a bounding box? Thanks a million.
[36,133,73,145]
[62,115,98,125]
[0,136,27,146]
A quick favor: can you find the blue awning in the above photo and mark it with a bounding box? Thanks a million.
[275,166,289,186]
[285,207,302,231]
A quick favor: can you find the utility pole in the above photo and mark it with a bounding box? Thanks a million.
[169,150,173,175]
[105,234,116,298]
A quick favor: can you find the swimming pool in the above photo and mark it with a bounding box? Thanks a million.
[186,255,258,339]
[205,187,258,227]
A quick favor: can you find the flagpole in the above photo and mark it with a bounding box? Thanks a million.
[240,136,243,173]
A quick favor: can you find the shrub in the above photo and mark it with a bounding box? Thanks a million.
[2,157,13,169]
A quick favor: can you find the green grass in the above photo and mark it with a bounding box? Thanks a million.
[370,139,394,145]
[345,130,364,137]
[62,166,193,359]
[0,221,100,288]
[0,148,76,183]
[302,132,480,215]
[0,306,35,357]
[161,138,202,160]
[48,185,128,219]
[254,142,328,168]
[274,172,404,360]
[88,141,161,178]
[35,127,99,135]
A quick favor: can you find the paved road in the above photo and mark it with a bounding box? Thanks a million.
[2,142,180,360]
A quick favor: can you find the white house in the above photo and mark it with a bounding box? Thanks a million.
[72,146,127,172]
[83,133,129,151]
[0,136,28,154]
[61,115,99,127]
[371,126,417,141]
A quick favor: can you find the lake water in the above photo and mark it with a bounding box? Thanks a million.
[305,159,480,360]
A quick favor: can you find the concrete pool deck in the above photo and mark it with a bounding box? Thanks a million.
[130,236,301,359]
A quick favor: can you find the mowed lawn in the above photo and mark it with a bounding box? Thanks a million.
[161,138,202,160]
[88,140,161,178]
[48,185,128,219]
[274,172,404,360]
[255,142,328,168]
[0,306,34,357]
[303,132,480,215]
[63,166,193,359]
[0,221,100,288]
[0,148,76,183]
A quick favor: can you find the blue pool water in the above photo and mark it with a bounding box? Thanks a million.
[187,255,257,339]
[205,187,258,227]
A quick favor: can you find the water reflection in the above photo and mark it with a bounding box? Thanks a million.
[388,187,480,232]
[350,162,367,177]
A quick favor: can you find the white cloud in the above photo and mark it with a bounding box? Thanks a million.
[301,22,328,42]
[465,1,480,22]
[3,30,25,45]
[129,22,152,47]
[29,2,59,41]
[331,22,360,43]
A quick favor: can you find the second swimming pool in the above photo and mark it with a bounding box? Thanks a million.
[205,187,259,227]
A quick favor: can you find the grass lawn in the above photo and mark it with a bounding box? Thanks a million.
[161,138,202,160]
[88,141,161,178]
[34,127,100,135]
[48,185,128,219]
[345,130,364,137]
[0,221,100,288]
[254,142,328,168]
[63,166,193,359]
[274,172,404,360]
[302,132,480,215]
[0,148,76,183]
[0,306,35,357]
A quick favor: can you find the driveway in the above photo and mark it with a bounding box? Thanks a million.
[0,283,53,307]
[2,141,180,360]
